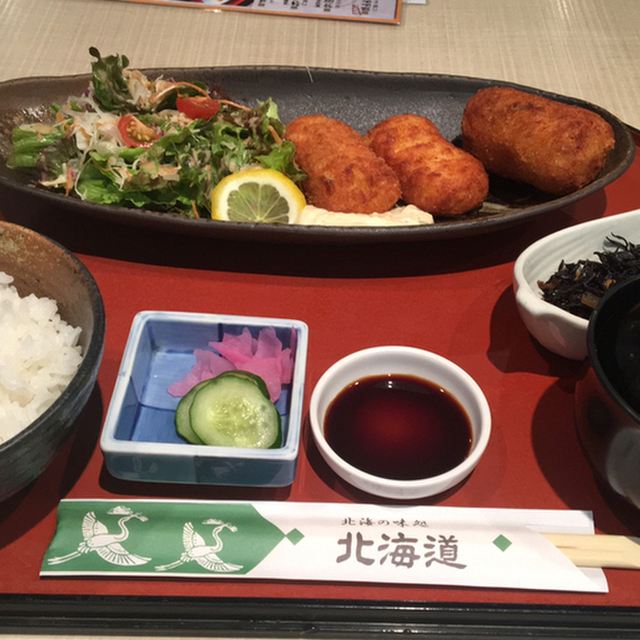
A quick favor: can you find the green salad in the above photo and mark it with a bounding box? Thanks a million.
[7,48,304,219]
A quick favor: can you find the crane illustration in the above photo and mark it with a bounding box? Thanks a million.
[155,518,243,572]
[47,505,151,566]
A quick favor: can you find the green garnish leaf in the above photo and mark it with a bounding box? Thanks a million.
[89,47,135,112]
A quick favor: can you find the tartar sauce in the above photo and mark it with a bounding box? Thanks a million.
[293,205,434,227]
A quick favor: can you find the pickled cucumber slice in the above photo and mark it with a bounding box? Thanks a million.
[175,379,210,444]
[215,369,271,400]
[188,375,282,449]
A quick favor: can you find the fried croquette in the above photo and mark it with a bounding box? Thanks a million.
[364,114,489,217]
[461,86,616,195]
[285,115,401,214]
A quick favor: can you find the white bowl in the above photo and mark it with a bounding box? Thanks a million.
[309,346,491,500]
[513,208,640,361]
[101,311,308,487]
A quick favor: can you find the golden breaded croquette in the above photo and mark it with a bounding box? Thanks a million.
[461,86,615,195]
[364,114,489,217]
[285,115,401,214]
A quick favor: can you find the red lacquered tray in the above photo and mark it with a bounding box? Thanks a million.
[1,133,640,637]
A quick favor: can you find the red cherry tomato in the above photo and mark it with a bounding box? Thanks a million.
[118,114,159,148]
[176,96,221,121]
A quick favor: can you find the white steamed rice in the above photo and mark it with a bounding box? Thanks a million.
[0,271,83,445]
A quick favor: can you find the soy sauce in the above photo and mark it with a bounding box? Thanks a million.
[324,374,472,481]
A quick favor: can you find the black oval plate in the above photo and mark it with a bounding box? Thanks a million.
[0,67,634,244]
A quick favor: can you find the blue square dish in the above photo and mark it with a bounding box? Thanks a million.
[100,311,308,487]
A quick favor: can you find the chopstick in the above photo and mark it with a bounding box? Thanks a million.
[542,533,640,569]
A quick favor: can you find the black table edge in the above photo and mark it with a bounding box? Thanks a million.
[1,595,640,638]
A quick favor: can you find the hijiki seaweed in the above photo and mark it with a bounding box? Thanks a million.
[538,234,640,319]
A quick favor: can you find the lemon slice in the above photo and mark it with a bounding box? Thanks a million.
[211,168,306,224]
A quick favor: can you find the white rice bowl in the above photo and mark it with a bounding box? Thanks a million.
[0,271,83,444]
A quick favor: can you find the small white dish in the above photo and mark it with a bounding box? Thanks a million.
[309,346,491,500]
[101,311,308,487]
[513,208,640,361]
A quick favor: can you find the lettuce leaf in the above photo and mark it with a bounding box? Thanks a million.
[89,46,135,112]
[7,125,65,169]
